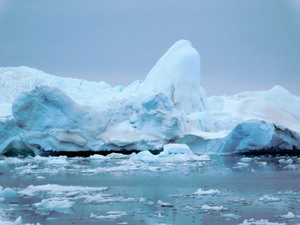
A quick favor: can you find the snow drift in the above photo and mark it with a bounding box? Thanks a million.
[1,40,300,155]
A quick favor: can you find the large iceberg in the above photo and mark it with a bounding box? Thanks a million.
[1,40,300,156]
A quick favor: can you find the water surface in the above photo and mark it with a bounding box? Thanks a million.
[0,154,299,225]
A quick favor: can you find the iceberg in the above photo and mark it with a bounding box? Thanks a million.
[0,40,300,155]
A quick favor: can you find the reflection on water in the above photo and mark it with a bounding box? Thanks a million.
[0,154,299,225]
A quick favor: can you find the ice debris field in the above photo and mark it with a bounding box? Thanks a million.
[0,153,299,224]
[0,40,300,224]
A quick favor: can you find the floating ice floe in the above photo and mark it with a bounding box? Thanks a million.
[220,213,241,220]
[90,211,127,219]
[201,205,227,211]
[278,159,293,164]
[16,183,135,216]
[82,194,135,204]
[157,200,173,207]
[0,216,40,225]
[34,198,74,215]
[18,184,108,197]
[0,187,17,199]
[278,212,295,219]
[129,144,209,162]
[194,188,221,195]
[238,218,287,225]
[258,195,281,202]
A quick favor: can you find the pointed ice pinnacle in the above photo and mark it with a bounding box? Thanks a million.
[142,40,206,114]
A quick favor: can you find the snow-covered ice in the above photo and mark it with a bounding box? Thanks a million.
[1,40,300,155]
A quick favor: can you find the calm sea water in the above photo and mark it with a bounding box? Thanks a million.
[0,154,299,225]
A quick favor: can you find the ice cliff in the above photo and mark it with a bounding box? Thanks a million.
[1,40,300,156]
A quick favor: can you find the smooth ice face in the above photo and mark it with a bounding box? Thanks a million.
[143,40,206,114]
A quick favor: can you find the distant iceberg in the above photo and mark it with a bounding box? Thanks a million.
[1,40,300,156]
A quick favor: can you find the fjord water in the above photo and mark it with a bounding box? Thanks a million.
[0,154,299,225]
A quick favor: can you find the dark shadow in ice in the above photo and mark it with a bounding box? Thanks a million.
[39,149,162,157]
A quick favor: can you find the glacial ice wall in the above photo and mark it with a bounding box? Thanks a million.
[1,39,300,155]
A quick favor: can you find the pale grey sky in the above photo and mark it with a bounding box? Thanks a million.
[1,0,300,96]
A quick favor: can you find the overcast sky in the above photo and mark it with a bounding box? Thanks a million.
[1,0,300,96]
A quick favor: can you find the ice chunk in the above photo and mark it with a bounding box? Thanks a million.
[83,194,135,204]
[279,212,294,219]
[240,157,253,163]
[258,195,281,202]
[201,205,227,211]
[34,198,74,214]
[0,216,40,225]
[129,151,156,161]
[1,188,17,199]
[18,184,108,197]
[194,188,220,195]
[161,143,193,155]
[218,120,300,153]
[238,218,286,225]
[90,211,127,219]
[157,200,173,207]
[221,213,241,219]
[278,159,293,164]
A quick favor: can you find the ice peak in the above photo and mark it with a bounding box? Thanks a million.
[143,40,206,114]
[269,85,290,94]
[145,39,200,85]
[163,39,193,53]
